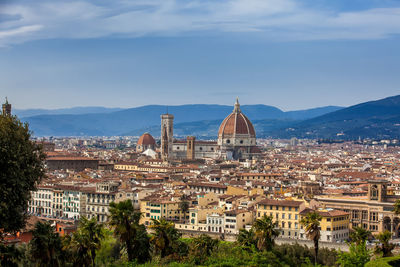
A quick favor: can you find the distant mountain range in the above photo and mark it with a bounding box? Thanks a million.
[14,107,124,118]
[20,104,342,137]
[19,95,400,139]
[271,95,400,140]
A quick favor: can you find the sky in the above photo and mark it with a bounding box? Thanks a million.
[1,0,400,111]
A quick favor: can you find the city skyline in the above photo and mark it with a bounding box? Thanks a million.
[1,0,400,110]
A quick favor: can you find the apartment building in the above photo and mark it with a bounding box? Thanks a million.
[300,208,350,242]
[256,199,306,239]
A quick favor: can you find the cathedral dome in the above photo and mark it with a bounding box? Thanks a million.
[218,99,256,138]
[137,133,156,146]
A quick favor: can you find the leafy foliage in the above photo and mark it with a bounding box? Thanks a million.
[336,241,371,267]
[236,228,257,250]
[108,200,150,263]
[394,199,400,215]
[374,230,395,257]
[149,218,182,260]
[28,221,64,267]
[252,215,280,251]
[350,226,371,245]
[188,234,219,264]
[0,115,45,235]
[63,216,105,266]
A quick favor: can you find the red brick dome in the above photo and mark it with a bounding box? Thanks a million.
[218,99,256,138]
[137,133,156,146]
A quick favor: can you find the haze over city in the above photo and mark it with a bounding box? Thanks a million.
[1,0,400,110]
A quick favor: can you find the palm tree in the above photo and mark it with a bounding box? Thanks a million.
[63,217,105,266]
[29,221,63,267]
[252,215,280,251]
[350,226,371,246]
[108,200,145,262]
[375,230,395,257]
[179,201,190,223]
[63,230,91,267]
[149,217,181,258]
[300,211,322,266]
[80,217,105,266]
[189,234,218,264]
[237,228,256,249]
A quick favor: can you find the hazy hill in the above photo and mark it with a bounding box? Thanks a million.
[21,104,342,137]
[14,106,124,118]
[273,95,400,139]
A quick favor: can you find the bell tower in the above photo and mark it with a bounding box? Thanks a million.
[2,97,11,116]
[187,136,195,160]
[161,113,174,160]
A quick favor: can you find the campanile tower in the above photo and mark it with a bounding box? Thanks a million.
[2,97,11,116]
[161,113,174,160]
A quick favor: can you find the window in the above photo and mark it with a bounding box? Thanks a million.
[240,140,243,144]
[226,139,230,144]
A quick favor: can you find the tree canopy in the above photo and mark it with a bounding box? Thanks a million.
[0,114,45,236]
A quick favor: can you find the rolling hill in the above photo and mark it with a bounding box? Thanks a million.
[272,95,400,139]
[21,104,342,137]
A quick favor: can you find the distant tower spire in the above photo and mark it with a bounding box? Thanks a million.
[2,97,11,116]
[233,97,241,113]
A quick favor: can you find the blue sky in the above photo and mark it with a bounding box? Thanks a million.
[1,0,400,110]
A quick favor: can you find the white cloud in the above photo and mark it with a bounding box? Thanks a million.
[1,0,400,46]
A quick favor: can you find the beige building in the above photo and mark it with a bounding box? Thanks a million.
[84,182,118,223]
[314,180,400,236]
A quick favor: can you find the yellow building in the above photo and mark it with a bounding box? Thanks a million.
[300,208,350,242]
[256,199,306,239]
[140,198,183,226]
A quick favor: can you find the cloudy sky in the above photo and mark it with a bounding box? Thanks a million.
[1,0,400,110]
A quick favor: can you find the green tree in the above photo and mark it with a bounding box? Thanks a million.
[237,228,257,250]
[29,221,63,267]
[149,217,181,258]
[350,226,371,245]
[80,217,105,266]
[108,200,150,263]
[94,229,121,266]
[63,230,91,266]
[336,242,371,267]
[394,199,400,215]
[375,230,395,257]
[0,243,23,267]
[63,217,105,266]
[0,114,45,236]
[179,201,190,223]
[252,215,280,251]
[189,234,219,264]
[300,211,322,266]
